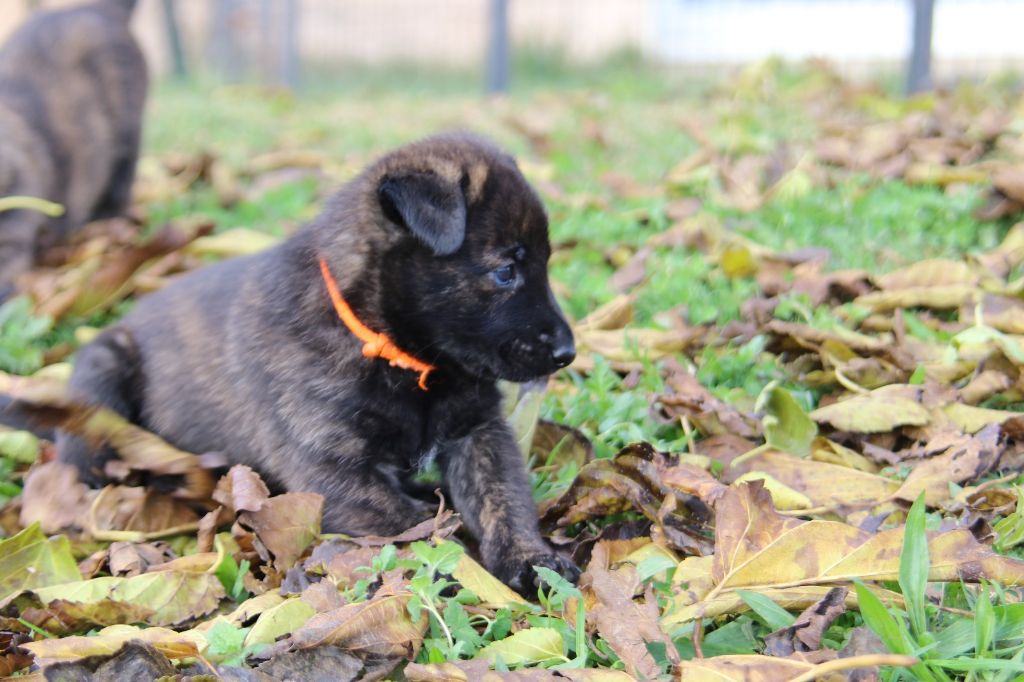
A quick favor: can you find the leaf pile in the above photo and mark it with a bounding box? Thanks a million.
[5,61,1024,679]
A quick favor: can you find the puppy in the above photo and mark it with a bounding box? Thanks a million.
[0,0,147,292]
[58,133,580,590]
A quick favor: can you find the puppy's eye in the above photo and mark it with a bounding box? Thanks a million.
[492,264,517,287]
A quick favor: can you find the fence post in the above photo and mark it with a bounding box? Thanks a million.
[210,0,244,82]
[280,0,301,90]
[485,0,509,94]
[906,0,935,94]
[161,0,188,79]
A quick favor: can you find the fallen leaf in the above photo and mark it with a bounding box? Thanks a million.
[733,450,898,509]
[0,524,80,604]
[895,423,1002,505]
[756,381,817,457]
[212,464,271,514]
[18,461,91,534]
[244,596,316,648]
[22,560,225,627]
[449,544,527,609]
[475,627,564,666]
[810,390,931,433]
[677,653,917,681]
[584,543,677,679]
[238,492,323,572]
[407,660,558,681]
[663,482,1024,626]
[0,372,221,500]
[268,583,425,658]
[764,586,849,655]
[20,624,204,667]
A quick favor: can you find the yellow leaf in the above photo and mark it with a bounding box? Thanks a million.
[810,392,931,433]
[733,472,813,511]
[663,483,1024,627]
[270,584,425,658]
[21,625,204,668]
[475,627,564,666]
[943,402,1023,434]
[720,245,758,278]
[740,450,897,508]
[244,597,316,648]
[678,653,917,681]
[185,228,281,258]
[449,547,526,609]
[855,285,977,311]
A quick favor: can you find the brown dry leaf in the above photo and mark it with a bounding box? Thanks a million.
[575,327,693,364]
[238,492,323,572]
[876,258,979,290]
[348,506,460,548]
[677,653,917,681]
[530,420,594,476]
[663,482,1024,626]
[267,582,426,659]
[765,320,891,355]
[656,361,759,438]
[300,580,346,613]
[19,461,91,534]
[960,370,1013,404]
[993,168,1024,203]
[406,660,559,681]
[610,246,652,292]
[584,542,678,679]
[895,423,1003,505]
[212,464,271,514]
[855,285,977,311]
[539,443,714,556]
[764,586,849,656]
[19,597,157,635]
[67,223,209,318]
[108,541,175,577]
[303,540,383,589]
[575,294,635,332]
[87,485,201,541]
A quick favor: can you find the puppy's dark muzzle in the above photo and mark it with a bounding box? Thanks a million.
[540,330,575,369]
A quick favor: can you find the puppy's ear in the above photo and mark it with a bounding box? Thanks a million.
[378,172,466,256]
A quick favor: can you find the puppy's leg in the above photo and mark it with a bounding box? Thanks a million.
[57,327,142,485]
[440,418,579,594]
[288,462,436,537]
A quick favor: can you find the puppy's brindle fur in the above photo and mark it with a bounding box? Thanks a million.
[59,134,580,590]
[0,0,146,291]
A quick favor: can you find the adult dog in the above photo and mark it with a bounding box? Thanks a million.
[0,0,147,292]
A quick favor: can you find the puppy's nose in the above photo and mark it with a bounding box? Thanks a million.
[550,340,576,368]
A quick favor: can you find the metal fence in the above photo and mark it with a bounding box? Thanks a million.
[9,0,1024,91]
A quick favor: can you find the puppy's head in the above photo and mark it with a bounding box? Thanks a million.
[347,133,575,382]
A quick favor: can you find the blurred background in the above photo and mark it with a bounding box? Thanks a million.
[5,0,1024,93]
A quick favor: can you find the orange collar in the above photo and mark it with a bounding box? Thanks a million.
[319,258,434,390]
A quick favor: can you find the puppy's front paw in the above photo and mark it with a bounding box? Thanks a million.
[494,548,580,596]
